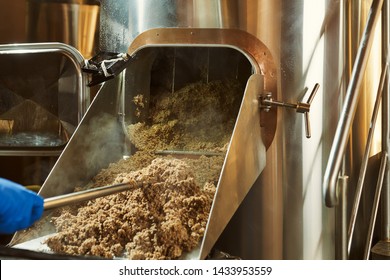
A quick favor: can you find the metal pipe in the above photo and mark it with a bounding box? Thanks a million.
[43,181,140,210]
[155,150,224,157]
[335,175,348,260]
[261,99,297,109]
[364,151,388,259]
[323,0,384,207]
[382,0,390,242]
[347,63,388,255]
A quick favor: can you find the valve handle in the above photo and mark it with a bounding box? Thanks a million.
[301,83,320,138]
[307,83,320,105]
[260,83,320,138]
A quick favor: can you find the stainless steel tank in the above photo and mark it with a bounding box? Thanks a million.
[0,0,99,188]
[12,0,389,259]
[27,0,100,58]
[96,0,342,259]
[0,42,90,190]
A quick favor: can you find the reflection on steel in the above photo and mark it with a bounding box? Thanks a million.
[323,0,384,207]
[335,175,348,260]
[0,42,89,156]
[347,64,388,256]
[364,151,388,260]
[382,0,390,242]
[0,43,88,122]
[199,74,266,259]
[27,0,100,58]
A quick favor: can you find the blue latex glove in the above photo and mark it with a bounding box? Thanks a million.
[0,178,44,234]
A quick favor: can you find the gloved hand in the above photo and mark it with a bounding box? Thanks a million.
[0,178,44,234]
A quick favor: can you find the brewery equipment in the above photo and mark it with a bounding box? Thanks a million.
[5,0,390,260]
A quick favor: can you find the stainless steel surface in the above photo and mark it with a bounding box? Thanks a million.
[14,0,379,259]
[110,0,334,259]
[199,74,266,259]
[0,42,89,156]
[364,151,387,259]
[336,175,348,260]
[323,0,384,208]
[0,42,88,124]
[12,47,267,260]
[99,0,178,53]
[382,0,390,242]
[127,28,278,149]
[278,0,336,259]
[100,1,284,259]
[27,0,100,58]
[43,75,126,199]
[44,181,139,210]
[11,74,127,246]
[347,63,388,256]
[34,0,339,260]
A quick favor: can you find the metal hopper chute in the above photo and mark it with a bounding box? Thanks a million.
[11,45,268,259]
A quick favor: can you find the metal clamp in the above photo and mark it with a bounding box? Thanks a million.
[260,83,319,138]
[83,52,131,86]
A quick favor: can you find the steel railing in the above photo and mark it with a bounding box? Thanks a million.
[323,0,384,208]
[323,0,389,259]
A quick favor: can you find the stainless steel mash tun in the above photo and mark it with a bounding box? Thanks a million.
[6,0,390,260]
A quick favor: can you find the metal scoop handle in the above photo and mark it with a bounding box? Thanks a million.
[43,181,139,210]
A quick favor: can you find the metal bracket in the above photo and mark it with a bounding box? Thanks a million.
[83,52,131,86]
[260,83,319,138]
